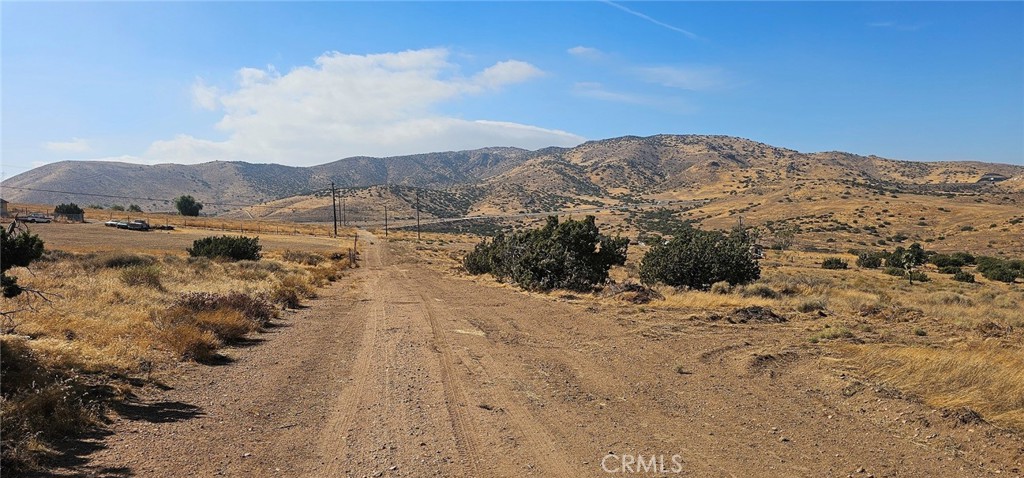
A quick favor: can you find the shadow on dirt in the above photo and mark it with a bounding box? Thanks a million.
[27,397,205,478]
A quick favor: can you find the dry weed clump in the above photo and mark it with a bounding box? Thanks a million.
[281,250,325,266]
[119,265,163,289]
[82,252,156,270]
[173,291,277,327]
[0,336,105,472]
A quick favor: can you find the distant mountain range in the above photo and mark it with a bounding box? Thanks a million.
[3,135,1021,215]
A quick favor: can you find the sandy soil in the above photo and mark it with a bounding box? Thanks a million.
[42,231,1023,477]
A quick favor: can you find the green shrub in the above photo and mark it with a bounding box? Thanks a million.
[1,228,45,298]
[982,266,1018,283]
[884,267,906,277]
[463,216,628,292]
[53,203,84,215]
[931,254,968,268]
[977,256,1023,283]
[187,235,262,261]
[937,265,962,275]
[907,271,930,282]
[463,240,496,275]
[639,226,759,290]
[821,257,848,270]
[855,251,884,269]
[953,270,975,283]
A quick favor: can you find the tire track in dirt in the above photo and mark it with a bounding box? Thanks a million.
[413,291,483,477]
[312,239,385,474]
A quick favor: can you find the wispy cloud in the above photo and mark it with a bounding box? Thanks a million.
[567,46,606,60]
[572,82,695,113]
[602,1,699,40]
[868,21,925,32]
[633,65,727,91]
[44,137,92,153]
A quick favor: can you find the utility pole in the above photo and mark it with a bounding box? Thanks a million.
[415,190,421,242]
[342,197,347,227]
[384,205,388,239]
[331,182,338,238]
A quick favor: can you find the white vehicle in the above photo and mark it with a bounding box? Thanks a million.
[21,213,52,223]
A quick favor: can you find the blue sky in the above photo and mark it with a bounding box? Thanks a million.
[2,1,1022,177]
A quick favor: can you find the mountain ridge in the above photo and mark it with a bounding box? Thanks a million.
[3,134,1022,212]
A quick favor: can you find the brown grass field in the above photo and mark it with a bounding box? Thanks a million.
[0,222,357,471]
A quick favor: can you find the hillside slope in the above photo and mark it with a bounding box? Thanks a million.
[3,135,1021,215]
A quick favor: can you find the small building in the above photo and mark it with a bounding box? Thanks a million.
[0,198,8,218]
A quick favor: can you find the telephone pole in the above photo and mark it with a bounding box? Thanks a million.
[342,197,347,227]
[415,190,421,241]
[331,182,338,237]
[384,205,388,239]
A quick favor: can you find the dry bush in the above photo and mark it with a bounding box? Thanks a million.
[271,285,301,309]
[82,252,156,270]
[738,283,780,299]
[270,273,315,309]
[709,281,732,294]
[119,265,162,289]
[843,342,1024,431]
[281,250,325,266]
[173,291,276,327]
[0,336,101,472]
[797,296,829,313]
[926,291,973,307]
[155,322,221,362]
[155,306,257,343]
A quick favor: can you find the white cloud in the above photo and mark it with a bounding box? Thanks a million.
[43,137,92,153]
[116,49,583,166]
[191,79,219,110]
[571,82,695,113]
[633,65,726,91]
[567,46,605,60]
[572,82,650,105]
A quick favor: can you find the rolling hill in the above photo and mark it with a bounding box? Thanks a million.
[4,134,1023,253]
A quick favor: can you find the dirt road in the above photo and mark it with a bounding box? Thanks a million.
[52,232,1022,477]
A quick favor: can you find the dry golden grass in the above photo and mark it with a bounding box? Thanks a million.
[841,342,1024,431]
[0,238,357,470]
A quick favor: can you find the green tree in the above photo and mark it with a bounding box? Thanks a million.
[54,203,84,215]
[174,195,203,216]
[127,204,143,212]
[639,226,760,290]
[1,227,45,298]
[463,216,627,292]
